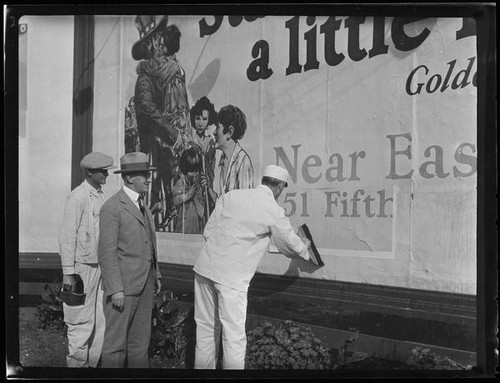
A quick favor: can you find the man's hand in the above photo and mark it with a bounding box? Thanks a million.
[200,173,210,188]
[302,238,311,249]
[62,274,76,292]
[111,291,125,311]
[155,278,162,295]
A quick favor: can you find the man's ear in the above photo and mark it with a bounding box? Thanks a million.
[227,125,234,139]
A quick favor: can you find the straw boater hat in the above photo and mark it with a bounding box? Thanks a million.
[131,15,169,61]
[114,152,157,174]
[80,152,116,170]
[263,165,289,187]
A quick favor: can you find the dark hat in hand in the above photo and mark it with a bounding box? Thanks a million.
[114,152,157,174]
[57,274,86,306]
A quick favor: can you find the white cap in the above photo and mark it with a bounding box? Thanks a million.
[263,165,289,186]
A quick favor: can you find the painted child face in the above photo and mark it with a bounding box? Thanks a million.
[215,122,230,149]
[195,110,209,136]
[187,171,200,182]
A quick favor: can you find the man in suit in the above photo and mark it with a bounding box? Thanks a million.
[98,152,162,368]
[58,152,115,367]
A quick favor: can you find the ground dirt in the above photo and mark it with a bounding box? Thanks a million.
[17,306,465,374]
[18,307,67,367]
[18,306,410,371]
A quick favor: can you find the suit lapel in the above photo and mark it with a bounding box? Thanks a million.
[119,189,146,226]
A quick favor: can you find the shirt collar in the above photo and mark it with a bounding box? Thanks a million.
[230,142,242,162]
[122,185,141,203]
[220,142,242,162]
[258,184,274,197]
[84,179,103,197]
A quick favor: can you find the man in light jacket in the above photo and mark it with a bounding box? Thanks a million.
[58,152,116,367]
[193,164,312,369]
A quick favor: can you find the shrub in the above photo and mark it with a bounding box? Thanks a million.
[406,346,470,370]
[35,283,66,331]
[334,328,368,367]
[149,290,195,369]
[245,320,333,369]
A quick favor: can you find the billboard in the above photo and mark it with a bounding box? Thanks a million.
[92,15,477,293]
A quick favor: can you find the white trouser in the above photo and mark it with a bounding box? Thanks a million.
[63,262,105,368]
[194,273,248,369]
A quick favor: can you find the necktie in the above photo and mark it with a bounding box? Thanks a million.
[138,195,146,216]
[139,195,156,267]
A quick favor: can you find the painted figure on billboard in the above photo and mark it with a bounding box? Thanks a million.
[126,16,255,233]
[169,102,255,234]
[130,15,192,230]
[171,146,216,233]
[190,96,217,192]
[212,104,255,198]
[186,96,218,222]
[124,97,140,153]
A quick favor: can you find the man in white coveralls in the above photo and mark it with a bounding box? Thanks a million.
[58,152,115,367]
[193,164,312,369]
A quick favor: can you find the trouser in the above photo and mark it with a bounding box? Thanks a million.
[100,265,155,368]
[63,263,105,368]
[194,273,248,369]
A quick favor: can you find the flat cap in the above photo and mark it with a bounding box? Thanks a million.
[80,152,116,170]
[263,165,289,187]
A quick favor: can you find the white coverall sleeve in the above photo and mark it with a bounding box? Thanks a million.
[57,193,84,275]
[269,208,309,261]
[202,194,224,241]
